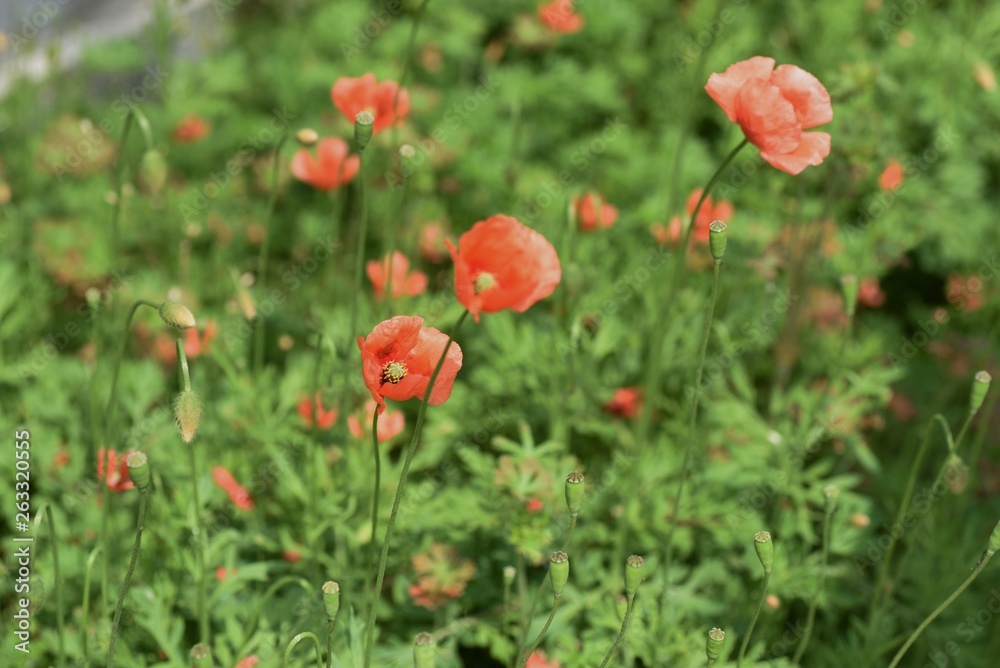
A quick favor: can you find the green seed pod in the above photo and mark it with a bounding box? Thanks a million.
[988,519,1000,557]
[550,551,569,598]
[125,450,151,491]
[159,301,196,330]
[754,531,773,574]
[706,627,726,664]
[174,390,204,443]
[322,581,340,621]
[138,149,168,195]
[413,632,436,668]
[624,554,644,600]
[823,485,839,515]
[190,643,213,666]
[565,471,585,516]
[355,111,374,152]
[614,593,628,622]
[840,275,859,317]
[971,371,992,415]
[709,221,728,263]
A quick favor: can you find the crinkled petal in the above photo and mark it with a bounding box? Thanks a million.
[705,56,777,122]
[771,64,833,129]
[735,78,802,155]
[760,131,831,175]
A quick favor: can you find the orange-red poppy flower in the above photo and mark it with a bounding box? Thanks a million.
[526,650,561,668]
[538,0,584,34]
[706,56,832,175]
[686,189,734,243]
[213,466,254,510]
[235,656,260,668]
[298,394,338,430]
[367,251,428,300]
[879,159,904,190]
[155,320,218,366]
[574,193,618,231]
[419,222,448,263]
[348,399,406,442]
[291,138,360,191]
[604,387,640,419]
[650,218,682,246]
[172,113,210,144]
[97,447,134,493]
[282,549,302,563]
[525,497,544,513]
[858,277,886,308]
[332,73,409,135]
[358,316,463,414]
[215,566,236,581]
[446,215,561,321]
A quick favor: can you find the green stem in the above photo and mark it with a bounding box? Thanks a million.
[326,619,336,668]
[254,133,290,375]
[363,309,470,668]
[521,596,560,665]
[887,552,993,668]
[793,506,835,662]
[106,489,148,668]
[308,333,324,565]
[341,149,370,418]
[282,631,324,668]
[35,504,65,666]
[736,572,770,667]
[188,444,209,644]
[82,546,103,665]
[103,299,159,449]
[599,594,635,668]
[243,576,313,643]
[370,408,382,550]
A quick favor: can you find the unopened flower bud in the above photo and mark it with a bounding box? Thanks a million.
[754,531,773,574]
[823,485,839,514]
[174,390,203,443]
[945,455,969,494]
[400,144,417,176]
[354,111,374,152]
[565,471,585,516]
[322,580,340,621]
[159,301,196,330]
[413,632,436,668]
[706,627,726,664]
[296,128,319,147]
[614,593,628,622]
[709,221,728,263]
[503,565,516,586]
[190,643,213,666]
[138,149,168,195]
[550,551,569,598]
[125,450,150,491]
[841,275,858,317]
[624,554,644,599]
[971,371,992,415]
[988,519,1000,556]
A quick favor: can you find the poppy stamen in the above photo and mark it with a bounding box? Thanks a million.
[474,272,497,294]
[381,361,408,384]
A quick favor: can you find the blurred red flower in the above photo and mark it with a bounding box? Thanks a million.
[574,192,618,231]
[526,650,561,668]
[408,543,477,610]
[947,275,984,312]
[358,316,463,414]
[153,320,218,366]
[525,497,544,513]
[234,657,260,668]
[879,159,904,190]
[97,447,134,493]
[332,73,409,135]
[291,138,359,191]
[298,394,338,430]
[172,113,210,144]
[348,399,406,442]
[367,251,428,300]
[650,218,680,246]
[538,0,583,34]
[283,549,302,563]
[446,215,562,321]
[706,56,832,175]
[858,277,886,308]
[604,387,641,419]
[419,222,448,263]
[686,188,734,243]
[213,466,254,510]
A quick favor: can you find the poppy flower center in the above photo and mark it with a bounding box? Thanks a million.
[381,361,408,384]
[474,271,497,294]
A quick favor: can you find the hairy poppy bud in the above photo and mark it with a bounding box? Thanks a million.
[296,128,319,147]
[138,149,168,195]
[625,554,644,600]
[614,593,628,622]
[706,627,726,664]
[322,580,340,621]
[565,471,585,516]
[988,519,1000,556]
[550,551,569,598]
[159,301,196,330]
[709,221,728,263]
[945,455,969,494]
[174,390,203,443]
[190,643,213,666]
[971,371,992,414]
[754,531,773,574]
[355,111,374,152]
[840,275,858,317]
[413,632,436,668]
[823,485,839,515]
[125,450,150,491]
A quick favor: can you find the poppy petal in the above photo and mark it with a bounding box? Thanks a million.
[735,78,801,155]
[771,64,833,129]
[760,131,831,175]
[705,56,776,123]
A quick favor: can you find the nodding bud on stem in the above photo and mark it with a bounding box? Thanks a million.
[614,593,628,622]
[988,519,1000,557]
[173,390,203,443]
[709,221,728,262]
[706,627,726,664]
[823,484,839,515]
[125,451,150,491]
[138,149,168,196]
[565,471,585,516]
[322,581,340,621]
[754,531,773,574]
[971,371,992,414]
[296,128,319,147]
[190,643,213,666]
[413,632,437,668]
[624,555,644,600]
[354,111,374,152]
[840,275,858,317]
[550,552,569,598]
[159,301,196,330]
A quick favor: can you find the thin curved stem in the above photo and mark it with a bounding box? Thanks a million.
[34,504,65,666]
[363,309,470,668]
[82,546,103,665]
[254,133,290,374]
[243,576,314,643]
[793,506,834,662]
[107,489,148,668]
[341,149,370,418]
[282,631,324,668]
[104,299,159,448]
[736,571,770,667]
[370,408,381,550]
[308,332,324,564]
[521,597,560,665]
[599,594,635,668]
[188,444,208,644]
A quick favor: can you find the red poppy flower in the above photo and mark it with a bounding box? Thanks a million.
[526,650,561,668]
[419,222,448,263]
[332,73,409,135]
[358,316,463,414]
[347,399,406,442]
[445,215,561,321]
[155,320,218,366]
[650,217,682,246]
[172,113,210,144]
[686,189,734,243]
[574,193,618,231]
[291,138,360,191]
[705,56,832,175]
[215,566,236,581]
[282,549,302,563]
[235,656,260,668]
[97,448,134,493]
[213,466,254,510]
[604,387,640,419]
[367,251,428,300]
[298,394,338,430]
[879,159,904,190]
[525,497,544,513]
[538,0,584,34]
[858,277,886,308]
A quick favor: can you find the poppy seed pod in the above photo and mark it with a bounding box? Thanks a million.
[708,221,728,262]
[823,484,839,515]
[565,471,585,516]
[614,593,628,622]
[754,531,773,574]
[413,632,437,668]
[840,275,859,317]
[159,301,196,330]
[322,580,340,621]
[550,552,569,598]
[138,149,168,195]
[624,555,644,599]
[296,128,319,147]
[190,643,213,666]
[125,450,150,491]
[706,627,726,664]
[971,371,992,414]
[173,390,203,443]
[354,111,374,152]
[988,519,1000,556]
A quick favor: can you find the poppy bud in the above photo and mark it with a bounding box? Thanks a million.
[125,450,150,491]
[754,531,773,574]
[355,111,374,152]
[296,128,319,147]
[565,471,585,516]
[413,632,436,668]
[614,593,628,622]
[322,580,340,621]
[971,371,992,414]
[624,554,644,600]
[550,551,569,598]
[840,275,859,317]
[988,519,1000,556]
[823,484,839,515]
[709,221,728,263]
[138,149,168,195]
[400,144,417,175]
[503,565,516,586]
[706,627,726,664]
[944,455,969,494]
[159,300,196,330]
[190,643,213,666]
[174,390,203,443]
